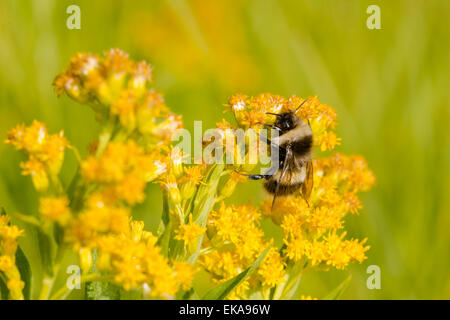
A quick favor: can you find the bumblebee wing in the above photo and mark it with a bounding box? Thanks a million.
[271,147,292,210]
[301,160,314,203]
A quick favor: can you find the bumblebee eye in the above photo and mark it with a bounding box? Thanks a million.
[283,118,292,129]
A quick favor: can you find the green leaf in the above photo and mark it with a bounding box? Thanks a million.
[11,212,40,227]
[0,273,8,300]
[276,259,308,300]
[157,190,174,257]
[157,220,173,257]
[161,189,170,226]
[36,228,56,276]
[202,245,271,300]
[188,164,224,263]
[323,275,352,300]
[15,246,32,300]
[193,164,224,225]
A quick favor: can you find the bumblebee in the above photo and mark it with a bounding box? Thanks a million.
[246,100,313,208]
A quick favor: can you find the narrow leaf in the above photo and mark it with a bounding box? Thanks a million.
[188,164,224,263]
[0,273,8,300]
[15,246,32,299]
[323,274,352,300]
[202,245,271,300]
[36,228,56,276]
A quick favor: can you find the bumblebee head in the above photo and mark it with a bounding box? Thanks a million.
[267,100,307,132]
[274,112,298,131]
[266,99,308,132]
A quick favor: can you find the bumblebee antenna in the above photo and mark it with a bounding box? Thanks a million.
[293,99,308,114]
[266,98,308,116]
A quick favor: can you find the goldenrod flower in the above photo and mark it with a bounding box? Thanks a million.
[317,131,342,151]
[257,248,285,287]
[170,147,185,179]
[0,216,25,300]
[175,216,206,244]
[96,220,195,297]
[5,121,67,191]
[65,193,130,248]
[111,89,138,130]
[159,173,182,205]
[178,165,205,199]
[200,203,278,298]
[81,140,167,205]
[300,295,318,300]
[173,261,195,291]
[129,61,152,94]
[39,196,72,226]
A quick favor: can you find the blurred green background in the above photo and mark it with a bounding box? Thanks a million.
[0,0,449,299]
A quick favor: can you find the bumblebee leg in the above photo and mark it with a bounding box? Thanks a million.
[234,171,270,180]
[246,174,269,180]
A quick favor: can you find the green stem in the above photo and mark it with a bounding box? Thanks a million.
[67,145,82,164]
[37,244,66,300]
[96,116,116,157]
[38,276,55,300]
[277,260,308,300]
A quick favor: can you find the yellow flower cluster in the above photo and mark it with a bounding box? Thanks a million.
[39,196,72,226]
[258,157,373,272]
[95,221,194,297]
[227,93,341,151]
[55,51,196,297]
[203,92,375,298]
[0,215,25,300]
[4,48,375,300]
[257,154,375,270]
[5,121,67,192]
[175,216,206,244]
[53,48,182,143]
[81,141,167,205]
[157,149,207,208]
[200,203,285,298]
[4,49,198,299]
[67,195,130,248]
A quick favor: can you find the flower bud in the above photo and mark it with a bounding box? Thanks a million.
[97,252,111,271]
[165,174,181,205]
[219,178,238,199]
[31,170,49,193]
[79,248,93,272]
[170,147,184,179]
[228,94,247,126]
[131,220,145,242]
[180,182,196,200]
[129,61,152,97]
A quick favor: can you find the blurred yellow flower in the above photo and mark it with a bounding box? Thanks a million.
[39,196,72,226]
[175,216,206,244]
[0,215,24,300]
[5,121,67,191]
